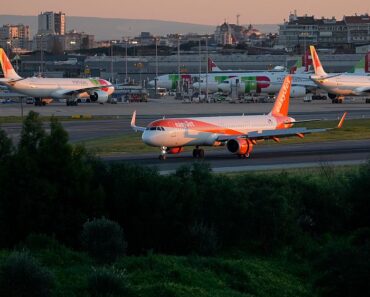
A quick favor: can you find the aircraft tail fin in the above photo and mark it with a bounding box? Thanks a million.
[208,58,222,72]
[310,46,328,77]
[270,75,292,117]
[0,48,21,80]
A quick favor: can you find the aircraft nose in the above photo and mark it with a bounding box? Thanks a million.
[193,82,200,90]
[142,131,153,146]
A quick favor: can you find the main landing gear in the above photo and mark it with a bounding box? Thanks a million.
[192,146,205,159]
[159,146,167,160]
[237,153,250,159]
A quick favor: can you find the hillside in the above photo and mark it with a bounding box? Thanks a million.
[0,15,277,40]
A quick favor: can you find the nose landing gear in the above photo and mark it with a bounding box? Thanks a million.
[158,146,167,160]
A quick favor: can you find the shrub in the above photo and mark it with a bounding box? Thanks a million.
[88,267,129,297]
[0,251,54,297]
[82,218,127,263]
[189,221,219,256]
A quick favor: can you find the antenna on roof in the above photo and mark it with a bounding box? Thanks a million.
[236,14,241,26]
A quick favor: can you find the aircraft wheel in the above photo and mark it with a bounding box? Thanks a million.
[193,148,199,158]
[198,149,205,159]
[159,155,167,160]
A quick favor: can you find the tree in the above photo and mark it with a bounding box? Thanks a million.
[82,218,127,263]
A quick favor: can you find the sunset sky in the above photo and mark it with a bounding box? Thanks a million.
[2,0,369,25]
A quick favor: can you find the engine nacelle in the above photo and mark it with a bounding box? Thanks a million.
[90,90,109,103]
[227,138,254,155]
[290,86,306,98]
[166,147,184,154]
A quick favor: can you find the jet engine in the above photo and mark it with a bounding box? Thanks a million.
[90,90,109,103]
[166,147,184,154]
[290,86,306,98]
[227,138,254,155]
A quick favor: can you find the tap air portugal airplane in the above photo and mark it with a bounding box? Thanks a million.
[132,75,347,160]
[0,48,114,106]
[310,46,370,103]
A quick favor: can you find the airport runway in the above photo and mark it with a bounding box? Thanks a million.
[2,109,370,143]
[103,139,370,174]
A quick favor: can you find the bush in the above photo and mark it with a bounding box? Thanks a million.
[82,218,127,263]
[189,221,219,256]
[0,251,54,297]
[88,267,129,297]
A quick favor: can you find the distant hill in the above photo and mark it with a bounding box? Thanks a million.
[0,15,278,40]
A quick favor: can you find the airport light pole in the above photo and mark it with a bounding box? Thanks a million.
[110,40,117,83]
[205,36,209,102]
[125,37,129,83]
[155,36,159,98]
[177,34,181,95]
[199,38,202,99]
[40,34,44,75]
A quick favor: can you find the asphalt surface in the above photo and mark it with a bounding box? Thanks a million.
[103,139,370,174]
[1,100,370,174]
[2,109,370,143]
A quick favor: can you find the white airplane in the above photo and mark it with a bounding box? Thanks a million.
[0,48,114,106]
[310,46,370,103]
[151,57,311,95]
[131,75,347,160]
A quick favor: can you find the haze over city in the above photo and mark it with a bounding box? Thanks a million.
[2,0,370,25]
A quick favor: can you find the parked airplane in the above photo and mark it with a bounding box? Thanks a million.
[310,46,370,103]
[131,75,347,160]
[0,48,114,106]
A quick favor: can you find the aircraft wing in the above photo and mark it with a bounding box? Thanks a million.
[353,87,370,95]
[217,112,347,142]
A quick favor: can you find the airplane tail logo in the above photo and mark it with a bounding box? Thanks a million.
[270,75,292,117]
[0,48,21,80]
[309,46,327,77]
[208,58,221,72]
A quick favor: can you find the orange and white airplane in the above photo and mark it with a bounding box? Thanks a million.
[132,75,347,160]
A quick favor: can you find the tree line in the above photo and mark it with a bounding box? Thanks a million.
[0,111,369,296]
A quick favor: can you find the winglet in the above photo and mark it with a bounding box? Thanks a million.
[131,110,136,127]
[130,110,145,132]
[337,112,347,129]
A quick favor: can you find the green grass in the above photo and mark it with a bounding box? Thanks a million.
[0,246,314,297]
[79,118,370,155]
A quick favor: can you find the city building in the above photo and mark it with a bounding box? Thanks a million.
[0,24,31,50]
[278,12,370,52]
[38,11,66,35]
[214,22,264,46]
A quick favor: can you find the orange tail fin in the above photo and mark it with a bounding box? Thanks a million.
[270,75,292,117]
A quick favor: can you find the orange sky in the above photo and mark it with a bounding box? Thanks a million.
[2,0,369,24]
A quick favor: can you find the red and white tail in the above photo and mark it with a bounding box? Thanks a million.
[208,58,221,72]
[270,75,292,117]
[310,46,327,77]
[0,48,21,80]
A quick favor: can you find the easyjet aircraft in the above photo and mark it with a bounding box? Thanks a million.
[310,45,370,103]
[0,48,114,106]
[132,75,347,160]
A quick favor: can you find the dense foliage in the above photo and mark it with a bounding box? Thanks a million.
[0,111,369,297]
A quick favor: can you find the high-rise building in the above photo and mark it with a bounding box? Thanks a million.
[54,12,66,35]
[0,24,31,49]
[38,11,66,35]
